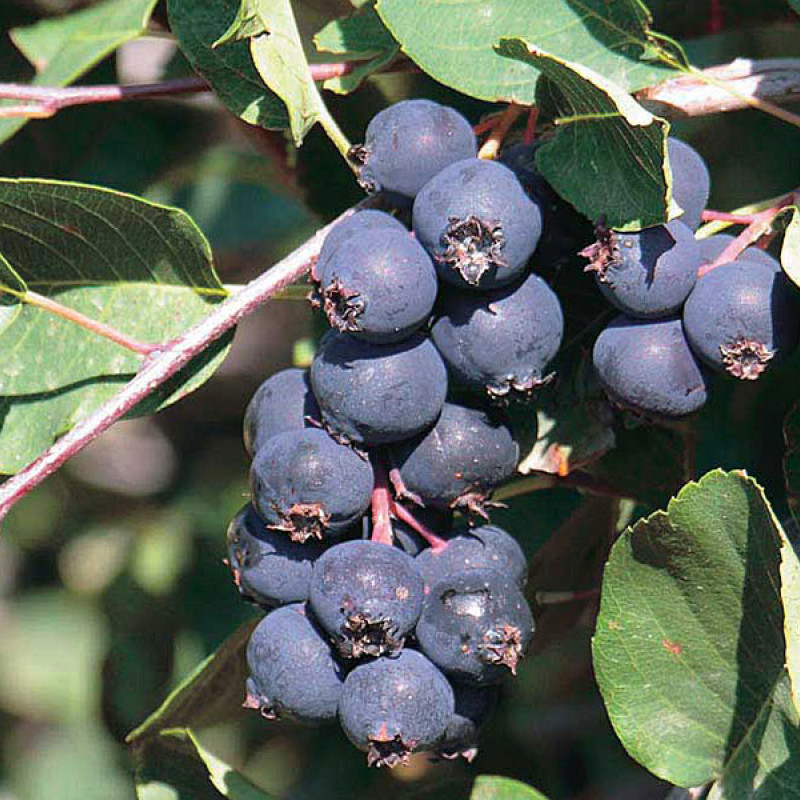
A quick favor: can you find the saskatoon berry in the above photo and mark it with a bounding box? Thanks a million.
[352,99,477,198]
[310,331,448,446]
[683,260,799,380]
[316,210,407,279]
[250,428,374,542]
[416,524,527,592]
[413,157,542,289]
[587,220,700,319]
[338,649,455,767]
[392,402,519,517]
[308,540,425,658]
[416,568,534,685]
[593,315,707,418]
[316,227,437,343]
[437,683,499,761]
[667,137,711,231]
[431,272,564,398]
[699,233,781,272]
[226,504,323,607]
[243,368,320,457]
[245,604,344,723]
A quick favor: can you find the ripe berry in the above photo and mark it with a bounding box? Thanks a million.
[431,273,564,398]
[250,428,374,541]
[415,524,527,591]
[316,227,437,343]
[699,233,781,272]
[683,260,799,380]
[245,604,344,723]
[351,99,477,198]
[317,210,408,277]
[310,331,448,446]
[308,540,425,658]
[667,137,710,231]
[338,649,455,767]
[391,402,518,517]
[243,368,320,457]
[586,220,700,319]
[226,504,323,607]
[592,315,707,418]
[413,158,542,289]
[416,568,534,685]
[437,683,499,761]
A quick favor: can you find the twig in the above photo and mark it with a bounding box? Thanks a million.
[478,104,524,160]
[638,58,800,124]
[16,290,159,355]
[700,209,758,225]
[0,207,359,523]
[522,107,538,146]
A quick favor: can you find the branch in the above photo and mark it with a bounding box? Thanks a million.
[0,206,361,523]
[638,58,800,122]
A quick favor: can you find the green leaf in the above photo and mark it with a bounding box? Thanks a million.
[0,179,230,474]
[780,206,800,289]
[784,402,800,521]
[167,0,289,130]
[127,618,258,744]
[375,0,683,104]
[0,0,158,147]
[497,38,672,230]
[593,470,798,790]
[214,0,350,154]
[782,404,800,717]
[470,775,550,800]
[313,5,399,94]
[788,0,800,16]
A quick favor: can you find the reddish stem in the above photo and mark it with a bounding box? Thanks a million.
[708,0,724,34]
[478,104,524,160]
[700,209,758,225]
[391,501,449,552]
[370,456,394,546]
[522,107,538,146]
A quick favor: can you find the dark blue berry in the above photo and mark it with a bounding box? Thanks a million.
[437,683,499,761]
[226,504,323,607]
[391,403,518,517]
[338,649,455,767]
[667,138,710,231]
[413,158,542,289]
[250,428,374,541]
[431,273,563,398]
[416,524,527,591]
[317,227,437,343]
[683,260,799,380]
[588,220,700,318]
[245,604,345,723]
[352,100,477,198]
[416,568,534,685]
[310,331,448,446]
[593,315,707,418]
[309,540,424,658]
[699,233,781,272]
[243,368,320,457]
[316,210,407,279]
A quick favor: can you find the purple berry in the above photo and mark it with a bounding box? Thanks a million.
[250,428,374,542]
[338,649,455,767]
[593,315,707,418]
[308,540,424,658]
[351,99,477,198]
[667,137,710,231]
[413,158,542,290]
[437,682,499,761]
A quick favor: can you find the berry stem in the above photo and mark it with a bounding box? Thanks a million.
[370,455,394,546]
[7,289,160,356]
[477,104,524,160]
[522,106,538,146]
[0,201,391,525]
[700,209,758,225]
[390,501,449,552]
[534,588,600,606]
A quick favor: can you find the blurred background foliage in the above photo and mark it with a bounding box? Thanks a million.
[0,1,799,798]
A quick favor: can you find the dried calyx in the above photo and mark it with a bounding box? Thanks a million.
[320,278,365,334]
[440,214,506,286]
[480,623,525,675]
[272,502,330,543]
[719,338,775,380]
[580,221,619,283]
[339,612,402,658]
[367,729,415,768]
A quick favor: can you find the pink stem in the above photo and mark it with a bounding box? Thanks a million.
[522,107,538,146]
[700,209,758,224]
[370,456,394,546]
[391,501,449,552]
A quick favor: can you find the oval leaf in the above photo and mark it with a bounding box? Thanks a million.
[593,469,800,790]
[471,776,550,800]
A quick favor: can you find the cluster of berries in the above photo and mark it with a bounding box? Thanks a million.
[223,98,573,766]
[585,139,799,419]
